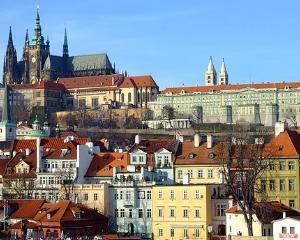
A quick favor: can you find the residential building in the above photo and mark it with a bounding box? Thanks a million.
[258,129,300,211]
[273,215,300,240]
[109,184,153,238]
[226,201,298,237]
[174,134,224,185]
[8,200,108,239]
[152,184,212,240]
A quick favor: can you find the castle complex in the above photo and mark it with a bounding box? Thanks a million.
[3,9,114,85]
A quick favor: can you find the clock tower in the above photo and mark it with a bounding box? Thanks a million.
[23,8,50,84]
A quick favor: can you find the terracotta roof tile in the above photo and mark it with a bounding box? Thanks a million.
[13,140,37,151]
[58,74,123,89]
[121,75,157,88]
[162,81,300,94]
[85,152,129,177]
[130,140,178,154]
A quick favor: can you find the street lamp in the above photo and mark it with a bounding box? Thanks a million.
[207,225,213,240]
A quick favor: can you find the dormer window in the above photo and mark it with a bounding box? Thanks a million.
[75,212,81,219]
[188,152,195,159]
[181,90,186,94]
[47,213,51,219]
[208,152,215,159]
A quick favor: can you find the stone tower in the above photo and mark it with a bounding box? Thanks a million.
[0,85,16,141]
[219,58,228,85]
[205,56,217,86]
[23,8,50,83]
[3,27,18,84]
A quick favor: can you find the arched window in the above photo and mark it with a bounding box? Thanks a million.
[128,92,132,103]
[121,93,124,103]
[142,92,146,102]
[137,92,140,102]
[147,92,150,101]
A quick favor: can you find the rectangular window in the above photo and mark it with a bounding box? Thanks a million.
[183,190,188,199]
[170,208,175,217]
[158,208,163,217]
[170,190,175,200]
[261,180,266,191]
[195,208,201,218]
[183,208,189,218]
[178,170,183,179]
[269,180,275,191]
[138,191,145,199]
[282,226,287,233]
[188,170,193,178]
[198,169,203,178]
[289,200,295,208]
[280,179,285,191]
[120,209,125,218]
[138,209,143,218]
[132,156,137,163]
[159,229,163,237]
[195,189,200,199]
[208,169,213,178]
[128,209,133,218]
[126,191,131,201]
[147,209,151,218]
[158,190,163,199]
[269,162,275,170]
[114,193,118,200]
[279,161,285,170]
[83,193,88,201]
[288,161,295,170]
[92,98,99,108]
[195,228,200,237]
[290,227,295,234]
[216,204,227,216]
[170,229,175,237]
[147,190,151,199]
[94,193,98,201]
[184,228,189,238]
[120,191,123,200]
[115,209,119,218]
[289,179,295,191]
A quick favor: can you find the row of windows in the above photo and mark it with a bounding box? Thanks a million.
[177,169,217,179]
[157,207,201,218]
[267,161,295,171]
[115,208,151,218]
[82,193,99,201]
[158,189,202,200]
[261,179,295,192]
[114,190,152,200]
[158,228,201,238]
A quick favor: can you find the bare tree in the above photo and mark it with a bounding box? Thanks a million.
[11,101,32,123]
[192,105,203,125]
[4,175,35,199]
[57,169,76,200]
[161,105,175,129]
[217,127,272,236]
[283,111,297,128]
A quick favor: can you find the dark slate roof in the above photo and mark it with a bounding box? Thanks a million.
[66,54,112,71]
[43,55,64,72]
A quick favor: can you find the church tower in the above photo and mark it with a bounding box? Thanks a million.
[205,56,217,86]
[23,8,50,83]
[0,85,16,141]
[219,58,228,85]
[3,27,18,84]
[63,28,69,58]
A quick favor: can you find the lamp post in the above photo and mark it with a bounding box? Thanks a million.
[208,224,213,240]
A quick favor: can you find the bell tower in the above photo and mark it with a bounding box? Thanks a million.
[205,56,217,86]
[24,8,50,83]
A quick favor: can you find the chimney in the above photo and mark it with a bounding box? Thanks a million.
[275,122,285,137]
[135,135,141,144]
[25,148,31,156]
[194,134,200,148]
[283,211,286,218]
[12,151,17,158]
[207,134,213,149]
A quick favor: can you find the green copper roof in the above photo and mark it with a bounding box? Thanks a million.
[67,54,112,71]
[27,129,48,137]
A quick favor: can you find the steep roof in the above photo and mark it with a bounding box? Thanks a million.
[130,140,178,154]
[120,75,157,88]
[42,141,78,160]
[162,81,300,94]
[175,140,222,165]
[85,152,129,177]
[40,137,90,149]
[58,74,123,89]
[67,54,112,71]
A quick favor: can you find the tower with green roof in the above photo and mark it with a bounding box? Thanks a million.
[0,85,16,141]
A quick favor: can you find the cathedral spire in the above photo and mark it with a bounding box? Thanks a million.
[219,58,228,85]
[25,29,29,45]
[205,56,217,86]
[8,26,13,46]
[4,27,18,84]
[32,6,44,45]
[63,27,69,57]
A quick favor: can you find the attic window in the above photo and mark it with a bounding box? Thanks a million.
[47,213,51,219]
[60,148,68,157]
[181,90,186,94]
[75,212,81,219]
[279,145,283,151]
[208,152,215,159]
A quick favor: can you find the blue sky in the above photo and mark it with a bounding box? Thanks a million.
[0,0,300,89]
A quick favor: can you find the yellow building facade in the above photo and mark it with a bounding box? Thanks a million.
[152,184,212,240]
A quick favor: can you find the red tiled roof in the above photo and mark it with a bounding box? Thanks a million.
[13,140,37,151]
[118,77,137,88]
[9,81,65,91]
[162,81,300,94]
[130,140,178,154]
[58,74,123,89]
[85,152,129,177]
[0,159,9,176]
[42,141,77,160]
[121,75,157,88]
[10,220,39,229]
[41,137,90,148]
[1,199,46,219]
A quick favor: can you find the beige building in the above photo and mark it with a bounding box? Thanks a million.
[71,183,109,216]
